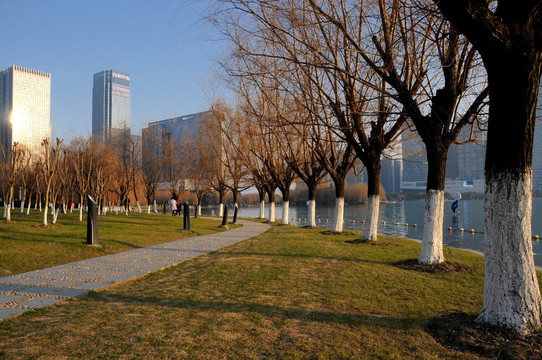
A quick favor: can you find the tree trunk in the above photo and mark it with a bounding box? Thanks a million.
[258,190,265,218]
[307,183,317,228]
[267,189,276,222]
[418,144,448,264]
[333,197,345,233]
[280,187,290,225]
[218,203,224,217]
[26,200,31,215]
[478,54,542,334]
[364,163,381,240]
[419,189,445,263]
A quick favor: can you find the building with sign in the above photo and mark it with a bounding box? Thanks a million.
[0,65,52,157]
[92,70,130,143]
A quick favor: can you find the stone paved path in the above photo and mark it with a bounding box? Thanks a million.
[0,219,269,321]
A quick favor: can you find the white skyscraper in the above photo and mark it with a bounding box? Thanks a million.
[0,65,52,157]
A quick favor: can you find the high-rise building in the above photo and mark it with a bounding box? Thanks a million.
[142,111,212,157]
[0,65,52,157]
[92,70,130,143]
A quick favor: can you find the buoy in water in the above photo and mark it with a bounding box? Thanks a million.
[447,227,452,231]
[413,224,418,228]
[460,228,464,232]
[382,221,386,225]
[533,234,540,241]
[362,220,365,224]
[404,223,408,226]
[470,229,475,234]
[353,220,356,224]
[326,219,328,222]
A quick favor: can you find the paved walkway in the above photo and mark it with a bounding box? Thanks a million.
[0,219,270,321]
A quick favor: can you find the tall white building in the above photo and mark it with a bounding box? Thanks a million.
[0,65,52,157]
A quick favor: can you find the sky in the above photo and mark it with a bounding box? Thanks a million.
[1,0,223,141]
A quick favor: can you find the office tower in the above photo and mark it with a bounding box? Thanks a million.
[0,65,52,157]
[142,111,212,157]
[92,70,130,143]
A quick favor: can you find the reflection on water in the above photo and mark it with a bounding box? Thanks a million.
[203,199,542,267]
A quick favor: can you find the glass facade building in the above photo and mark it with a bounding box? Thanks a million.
[92,70,130,142]
[0,65,52,157]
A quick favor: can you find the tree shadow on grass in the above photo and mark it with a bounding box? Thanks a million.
[87,292,421,330]
[428,312,542,360]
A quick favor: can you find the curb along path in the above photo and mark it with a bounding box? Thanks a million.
[0,219,270,321]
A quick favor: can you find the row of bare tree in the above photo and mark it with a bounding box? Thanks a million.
[203,0,542,335]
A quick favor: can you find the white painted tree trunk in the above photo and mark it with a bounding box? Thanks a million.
[52,208,60,224]
[419,190,445,264]
[153,200,158,214]
[332,197,345,233]
[478,171,542,334]
[259,200,265,218]
[218,203,224,217]
[26,201,31,215]
[3,205,6,219]
[147,203,151,214]
[43,205,48,226]
[308,199,316,227]
[79,207,83,222]
[364,195,380,240]
[137,201,141,213]
[280,200,290,225]
[197,204,202,217]
[20,201,24,213]
[5,204,11,221]
[269,201,276,222]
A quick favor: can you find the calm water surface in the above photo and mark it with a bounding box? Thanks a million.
[204,199,542,267]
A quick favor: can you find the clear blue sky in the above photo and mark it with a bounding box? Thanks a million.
[1,0,222,141]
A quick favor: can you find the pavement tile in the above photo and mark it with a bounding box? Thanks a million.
[0,276,25,284]
[19,297,64,308]
[0,284,23,292]
[0,307,28,320]
[49,288,88,298]
[46,280,80,288]
[13,278,51,286]
[70,274,105,281]
[73,282,111,290]
[0,295,27,305]
[16,287,61,295]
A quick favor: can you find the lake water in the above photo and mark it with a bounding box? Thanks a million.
[203,199,542,267]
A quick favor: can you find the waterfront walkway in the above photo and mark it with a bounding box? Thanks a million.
[0,219,270,321]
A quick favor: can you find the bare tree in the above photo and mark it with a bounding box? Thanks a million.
[434,0,542,335]
[41,138,63,226]
[305,0,487,254]
[70,137,94,221]
[141,129,162,213]
[0,142,27,221]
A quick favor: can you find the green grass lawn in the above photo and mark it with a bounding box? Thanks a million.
[0,221,541,359]
[0,207,230,276]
